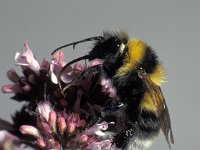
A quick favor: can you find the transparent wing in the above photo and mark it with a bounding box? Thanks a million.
[138,70,174,148]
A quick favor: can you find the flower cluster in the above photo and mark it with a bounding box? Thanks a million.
[0,42,118,150]
[20,101,112,149]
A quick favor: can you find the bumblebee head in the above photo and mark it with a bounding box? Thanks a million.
[88,31,129,61]
[51,31,129,80]
[52,30,129,62]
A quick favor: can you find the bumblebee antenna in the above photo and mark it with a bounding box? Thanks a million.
[51,36,103,55]
[57,55,90,91]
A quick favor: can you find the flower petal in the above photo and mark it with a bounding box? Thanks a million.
[6,69,20,83]
[15,42,40,73]
[2,84,22,93]
[36,101,52,121]
[84,121,109,136]
[50,62,58,84]
[89,59,101,67]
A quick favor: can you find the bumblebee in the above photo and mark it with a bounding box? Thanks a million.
[52,31,174,150]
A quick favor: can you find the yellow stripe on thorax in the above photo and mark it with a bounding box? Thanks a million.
[116,39,146,76]
[149,64,165,86]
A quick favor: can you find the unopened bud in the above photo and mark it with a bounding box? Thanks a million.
[67,122,75,134]
[20,125,40,138]
[79,134,88,143]
[57,117,66,135]
[36,138,46,149]
[48,111,56,132]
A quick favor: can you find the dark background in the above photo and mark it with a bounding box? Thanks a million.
[0,1,199,150]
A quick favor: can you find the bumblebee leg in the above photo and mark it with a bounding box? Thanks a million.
[114,127,135,149]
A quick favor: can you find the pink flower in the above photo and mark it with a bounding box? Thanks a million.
[89,59,101,67]
[1,69,31,93]
[58,58,100,84]
[50,51,93,84]
[15,42,40,73]
[2,44,121,149]
[84,121,109,137]
[36,101,52,121]
[50,51,70,84]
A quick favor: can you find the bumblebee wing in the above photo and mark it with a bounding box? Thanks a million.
[138,70,174,148]
[158,86,174,148]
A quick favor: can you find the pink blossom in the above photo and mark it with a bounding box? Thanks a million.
[15,42,40,73]
[89,59,101,67]
[40,58,49,69]
[50,59,59,84]
[1,44,119,149]
[84,121,109,137]
[36,101,52,121]
[50,51,73,84]
[52,51,65,68]
[73,63,86,73]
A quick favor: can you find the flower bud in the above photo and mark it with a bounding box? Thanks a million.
[20,125,40,138]
[7,69,20,83]
[48,111,56,132]
[36,138,46,149]
[2,84,22,93]
[57,117,66,135]
[79,134,88,143]
[67,121,75,134]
